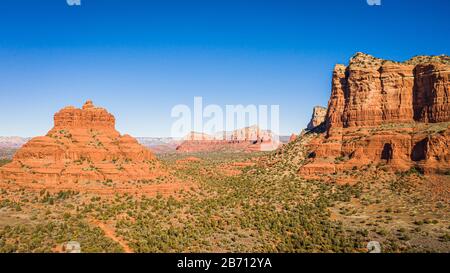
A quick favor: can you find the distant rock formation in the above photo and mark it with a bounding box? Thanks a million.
[326,52,450,134]
[182,126,275,142]
[136,137,180,154]
[184,131,216,141]
[0,101,163,184]
[307,106,327,130]
[0,137,30,148]
[227,125,273,142]
[176,125,281,152]
[299,53,450,176]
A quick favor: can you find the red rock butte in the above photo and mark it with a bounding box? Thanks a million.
[300,53,450,176]
[0,100,163,185]
[326,53,450,132]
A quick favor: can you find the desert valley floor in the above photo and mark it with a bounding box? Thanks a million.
[0,145,449,253]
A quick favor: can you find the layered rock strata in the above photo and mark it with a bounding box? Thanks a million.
[0,101,162,184]
[300,53,450,176]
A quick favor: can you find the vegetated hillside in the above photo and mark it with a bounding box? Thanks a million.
[260,126,449,252]
[1,145,448,253]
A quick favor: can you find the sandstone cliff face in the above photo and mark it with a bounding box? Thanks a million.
[300,53,450,176]
[300,124,450,176]
[52,100,116,131]
[228,125,273,142]
[413,63,450,123]
[307,106,327,130]
[326,53,450,134]
[0,101,162,184]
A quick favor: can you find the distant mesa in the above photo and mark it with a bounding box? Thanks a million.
[176,125,283,153]
[0,100,165,187]
[0,137,30,149]
[298,52,450,176]
[184,131,216,141]
[136,137,181,154]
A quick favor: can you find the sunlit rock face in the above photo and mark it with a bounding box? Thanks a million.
[0,101,161,184]
[326,53,450,134]
[307,106,327,130]
[300,53,450,176]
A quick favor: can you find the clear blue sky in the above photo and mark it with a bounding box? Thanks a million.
[0,0,449,137]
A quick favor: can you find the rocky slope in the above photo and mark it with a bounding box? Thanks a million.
[0,101,165,185]
[300,53,450,176]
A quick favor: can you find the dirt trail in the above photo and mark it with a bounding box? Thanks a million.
[90,219,133,253]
